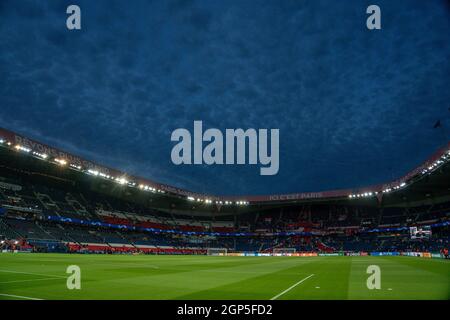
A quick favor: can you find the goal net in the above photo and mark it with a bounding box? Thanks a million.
[207,248,228,256]
[273,248,296,255]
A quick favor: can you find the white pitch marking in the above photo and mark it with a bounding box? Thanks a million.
[315,286,320,289]
[0,277,62,284]
[270,274,315,300]
[0,293,43,300]
[0,269,66,279]
[387,288,393,291]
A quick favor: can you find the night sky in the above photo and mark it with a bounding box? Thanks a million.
[0,0,449,196]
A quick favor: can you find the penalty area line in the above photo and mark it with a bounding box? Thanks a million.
[270,274,315,300]
[0,293,43,300]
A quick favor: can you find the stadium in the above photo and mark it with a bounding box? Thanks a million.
[0,0,449,307]
[0,127,448,300]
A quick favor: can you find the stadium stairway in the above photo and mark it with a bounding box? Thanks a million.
[65,193,92,220]
[0,218,22,239]
[34,221,57,240]
[35,192,61,216]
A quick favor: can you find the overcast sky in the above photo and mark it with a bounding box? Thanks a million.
[0,0,449,196]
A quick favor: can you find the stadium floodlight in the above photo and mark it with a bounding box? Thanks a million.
[32,151,48,159]
[0,139,4,144]
[88,169,99,176]
[55,158,67,166]
[116,177,128,185]
[187,196,195,201]
[15,145,31,153]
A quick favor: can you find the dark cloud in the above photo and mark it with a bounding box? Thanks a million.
[0,0,449,196]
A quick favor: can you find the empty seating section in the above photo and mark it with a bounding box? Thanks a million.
[0,172,448,254]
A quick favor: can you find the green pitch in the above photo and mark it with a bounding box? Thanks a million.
[0,253,448,300]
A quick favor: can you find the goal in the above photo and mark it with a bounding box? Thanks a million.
[273,248,296,255]
[207,248,228,256]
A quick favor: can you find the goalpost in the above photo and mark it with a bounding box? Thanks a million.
[207,248,228,256]
[273,248,296,255]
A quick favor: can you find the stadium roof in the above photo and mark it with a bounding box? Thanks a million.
[1,127,449,208]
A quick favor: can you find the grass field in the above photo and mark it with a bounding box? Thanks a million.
[0,253,448,300]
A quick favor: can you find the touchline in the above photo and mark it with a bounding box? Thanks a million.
[171,121,279,175]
